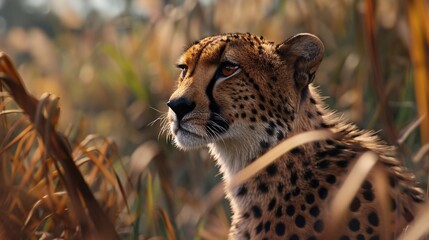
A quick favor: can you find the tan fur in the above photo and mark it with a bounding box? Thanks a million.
[166,33,424,239]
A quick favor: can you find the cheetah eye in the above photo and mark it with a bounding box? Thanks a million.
[218,61,241,81]
[177,64,188,79]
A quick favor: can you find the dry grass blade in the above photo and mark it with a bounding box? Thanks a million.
[159,208,176,240]
[413,143,429,163]
[372,164,390,240]
[228,129,334,190]
[397,114,426,144]
[322,151,378,239]
[363,0,397,144]
[397,203,429,240]
[406,0,429,144]
[0,52,120,239]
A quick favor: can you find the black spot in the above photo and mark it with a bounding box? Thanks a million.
[357,234,365,240]
[290,172,298,185]
[369,236,380,240]
[304,170,314,180]
[253,83,260,91]
[251,108,258,114]
[295,215,306,228]
[362,180,372,189]
[326,174,336,184]
[237,186,247,196]
[276,119,284,127]
[271,76,277,82]
[244,231,250,239]
[275,206,283,217]
[404,207,414,222]
[340,236,350,240]
[283,192,291,201]
[310,98,316,104]
[313,219,324,233]
[266,127,274,136]
[310,206,320,217]
[291,147,303,155]
[268,198,276,211]
[252,205,262,218]
[277,131,285,140]
[309,179,320,188]
[350,197,361,212]
[318,187,328,199]
[239,104,244,109]
[243,212,250,218]
[286,205,295,216]
[249,125,255,130]
[327,148,342,157]
[266,164,277,176]
[300,204,306,211]
[305,193,315,204]
[389,176,397,187]
[390,197,397,211]
[336,160,349,168]
[307,111,313,118]
[264,221,271,232]
[277,183,284,193]
[255,221,263,234]
[366,227,374,234]
[250,117,257,122]
[243,96,249,100]
[241,112,247,118]
[363,190,375,201]
[292,187,301,196]
[348,218,360,232]
[260,141,270,150]
[259,103,266,111]
[260,115,268,122]
[275,222,286,236]
[316,160,330,169]
[289,234,299,240]
[258,182,269,193]
[368,211,379,226]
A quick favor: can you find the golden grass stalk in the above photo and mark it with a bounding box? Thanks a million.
[398,203,429,240]
[228,129,334,190]
[0,52,121,239]
[406,0,429,144]
[322,151,378,239]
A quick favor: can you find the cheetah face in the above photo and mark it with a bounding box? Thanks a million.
[167,33,324,150]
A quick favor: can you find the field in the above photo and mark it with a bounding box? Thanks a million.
[0,0,429,239]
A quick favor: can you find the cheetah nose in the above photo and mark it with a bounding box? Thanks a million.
[167,97,196,121]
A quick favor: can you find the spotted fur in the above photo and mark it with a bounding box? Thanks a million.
[166,33,424,239]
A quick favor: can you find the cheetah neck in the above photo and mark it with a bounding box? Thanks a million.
[208,87,326,183]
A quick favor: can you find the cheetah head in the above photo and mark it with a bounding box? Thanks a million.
[167,33,324,157]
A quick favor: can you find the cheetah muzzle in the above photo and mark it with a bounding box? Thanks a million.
[166,32,424,240]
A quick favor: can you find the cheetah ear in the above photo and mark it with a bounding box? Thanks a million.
[276,33,324,90]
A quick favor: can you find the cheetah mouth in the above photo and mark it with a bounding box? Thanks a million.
[175,127,203,139]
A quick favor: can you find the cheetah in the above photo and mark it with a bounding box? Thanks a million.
[166,33,424,239]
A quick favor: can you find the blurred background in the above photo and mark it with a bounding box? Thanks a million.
[0,0,428,239]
